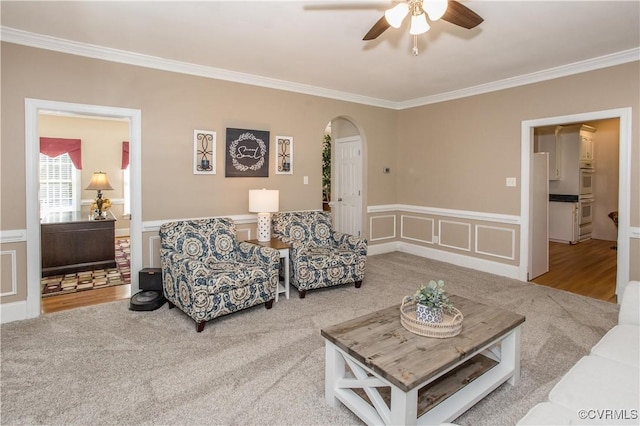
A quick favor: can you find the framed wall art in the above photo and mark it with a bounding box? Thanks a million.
[225,128,270,177]
[193,130,216,174]
[275,136,293,175]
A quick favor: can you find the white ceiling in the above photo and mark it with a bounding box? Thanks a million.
[2,1,639,108]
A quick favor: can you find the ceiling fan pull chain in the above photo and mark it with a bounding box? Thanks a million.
[412,35,419,56]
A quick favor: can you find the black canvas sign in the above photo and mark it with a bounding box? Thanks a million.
[225,128,270,177]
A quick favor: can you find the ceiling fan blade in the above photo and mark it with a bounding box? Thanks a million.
[441,0,483,29]
[363,15,390,40]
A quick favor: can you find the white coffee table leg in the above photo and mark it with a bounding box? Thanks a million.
[325,340,343,407]
[503,326,522,385]
[390,386,419,426]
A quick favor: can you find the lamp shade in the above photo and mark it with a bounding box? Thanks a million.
[410,13,430,35]
[85,172,114,191]
[384,2,409,28]
[423,0,448,21]
[249,189,279,213]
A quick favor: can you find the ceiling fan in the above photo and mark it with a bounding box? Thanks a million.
[363,0,483,55]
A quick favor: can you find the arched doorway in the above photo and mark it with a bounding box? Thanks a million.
[325,116,366,238]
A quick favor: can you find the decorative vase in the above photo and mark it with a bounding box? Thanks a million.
[416,303,443,324]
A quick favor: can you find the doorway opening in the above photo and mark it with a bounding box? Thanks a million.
[530,119,619,302]
[25,99,142,319]
[521,108,632,302]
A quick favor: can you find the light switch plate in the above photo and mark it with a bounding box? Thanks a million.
[506,177,517,187]
[303,176,309,185]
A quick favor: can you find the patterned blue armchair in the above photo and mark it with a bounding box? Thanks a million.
[271,211,367,298]
[159,218,280,332]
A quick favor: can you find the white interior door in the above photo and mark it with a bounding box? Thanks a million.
[333,136,362,236]
[530,152,549,280]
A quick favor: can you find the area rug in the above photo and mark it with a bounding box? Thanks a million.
[40,237,131,297]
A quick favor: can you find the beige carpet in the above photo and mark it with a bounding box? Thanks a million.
[1,252,619,425]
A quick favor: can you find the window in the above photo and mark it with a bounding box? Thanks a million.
[39,153,80,213]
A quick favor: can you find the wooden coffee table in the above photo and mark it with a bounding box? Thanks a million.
[321,295,525,425]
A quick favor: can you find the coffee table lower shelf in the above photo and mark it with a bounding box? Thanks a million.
[352,354,498,417]
[324,326,521,426]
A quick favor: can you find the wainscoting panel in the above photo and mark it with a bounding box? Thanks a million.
[148,235,161,268]
[400,215,435,244]
[369,215,396,242]
[439,220,471,252]
[475,225,516,261]
[1,250,17,297]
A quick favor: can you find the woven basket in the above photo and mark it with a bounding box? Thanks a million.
[400,296,463,338]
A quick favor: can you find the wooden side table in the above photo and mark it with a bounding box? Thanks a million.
[246,238,290,302]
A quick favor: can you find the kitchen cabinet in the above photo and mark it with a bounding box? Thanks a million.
[556,124,596,166]
[580,129,595,164]
[549,201,578,244]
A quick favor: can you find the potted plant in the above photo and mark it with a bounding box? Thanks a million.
[413,279,453,324]
[322,134,331,211]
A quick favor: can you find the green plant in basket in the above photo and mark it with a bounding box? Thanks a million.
[413,280,454,323]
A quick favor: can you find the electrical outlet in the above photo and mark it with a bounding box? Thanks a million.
[433,236,439,244]
[506,177,517,187]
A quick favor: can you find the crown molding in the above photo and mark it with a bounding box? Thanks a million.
[398,48,640,109]
[2,26,638,111]
[0,26,395,109]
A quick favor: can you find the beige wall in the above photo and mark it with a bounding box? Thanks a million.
[396,64,639,221]
[394,62,639,281]
[0,42,398,228]
[38,114,131,232]
[1,41,639,310]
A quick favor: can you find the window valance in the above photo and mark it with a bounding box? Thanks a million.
[122,141,129,170]
[39,137,82,169]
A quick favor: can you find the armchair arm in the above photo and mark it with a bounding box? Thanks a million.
[237,241,280,267]
[332,231,368,255]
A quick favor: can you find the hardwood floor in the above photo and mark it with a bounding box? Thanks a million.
[531,238,617,303]
[41,283,131,314]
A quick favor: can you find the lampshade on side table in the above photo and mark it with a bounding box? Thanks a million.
[249,189,279,242]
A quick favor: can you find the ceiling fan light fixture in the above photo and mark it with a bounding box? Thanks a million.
[384,2,409,28]
[422,0,448,22]
[409,13,430,35]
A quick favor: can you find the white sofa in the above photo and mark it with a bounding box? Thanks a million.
[518,281,640,425]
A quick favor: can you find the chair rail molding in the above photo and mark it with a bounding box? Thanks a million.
[368,204,520,225]
[0,229,27,244]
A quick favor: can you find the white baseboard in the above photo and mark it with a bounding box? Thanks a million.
[0,301,28,324]
[367,241,521,280]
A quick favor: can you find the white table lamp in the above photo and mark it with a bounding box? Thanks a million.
[249,189,279,242]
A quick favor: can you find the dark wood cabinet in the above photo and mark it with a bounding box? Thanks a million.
[41,211,116,277]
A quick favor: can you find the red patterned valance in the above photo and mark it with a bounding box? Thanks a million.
[122,141,130,170]
[39,137,82,169]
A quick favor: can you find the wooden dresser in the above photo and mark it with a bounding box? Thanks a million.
[41,211,116,277]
